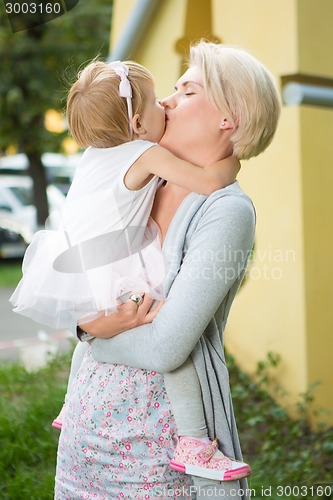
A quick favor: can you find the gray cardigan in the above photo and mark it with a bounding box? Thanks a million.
[91,181,255,499]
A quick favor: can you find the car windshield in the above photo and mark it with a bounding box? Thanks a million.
[9,186,33,206]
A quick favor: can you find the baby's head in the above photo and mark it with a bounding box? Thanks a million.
[67,60,161,148]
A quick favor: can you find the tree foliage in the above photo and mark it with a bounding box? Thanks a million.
[0,0,113,224]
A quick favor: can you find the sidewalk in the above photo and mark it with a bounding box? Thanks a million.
[0,286,73,364]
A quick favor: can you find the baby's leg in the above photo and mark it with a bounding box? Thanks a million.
[164,356,207,438]
[165,356,251,482]
[67,341,88,393]
[52,341,88,429]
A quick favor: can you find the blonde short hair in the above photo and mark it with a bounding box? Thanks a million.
[67,60,154,148]
[190,41,281,160]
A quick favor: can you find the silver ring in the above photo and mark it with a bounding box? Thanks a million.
[129,293,144,306]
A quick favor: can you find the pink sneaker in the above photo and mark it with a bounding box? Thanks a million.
[170,437,251,481]
[52,404,65,430]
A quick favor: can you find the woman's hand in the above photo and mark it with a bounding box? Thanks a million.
[81,294,164,339]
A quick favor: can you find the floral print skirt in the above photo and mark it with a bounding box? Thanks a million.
[55,348,192,499]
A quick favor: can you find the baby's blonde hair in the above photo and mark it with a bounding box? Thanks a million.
[190,41,281,160]
[67,60,154,148]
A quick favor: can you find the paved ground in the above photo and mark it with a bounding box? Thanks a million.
[1,286,73,365]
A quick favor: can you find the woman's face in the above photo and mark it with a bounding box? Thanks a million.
[159,65,226,163]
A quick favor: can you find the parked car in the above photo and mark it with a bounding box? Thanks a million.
[0,175,66,235]
[0,152,81,195]
[0,212,33,259]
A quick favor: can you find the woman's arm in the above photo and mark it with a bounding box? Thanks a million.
[125,145,240,195]
[90,193,255,372]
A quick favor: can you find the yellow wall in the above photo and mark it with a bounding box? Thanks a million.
[298,0,333,78]
[111,0,333,424]
[110,0,187,98]
[302,106,333,421]
[220,0,333,424]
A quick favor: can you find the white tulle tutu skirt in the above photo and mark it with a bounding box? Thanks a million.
[10,219,166,330]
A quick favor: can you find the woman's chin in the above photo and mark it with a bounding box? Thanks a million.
[158,130,176,151]
[158,132,168,148]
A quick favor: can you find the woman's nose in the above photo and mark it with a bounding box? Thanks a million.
[160,95,175,109]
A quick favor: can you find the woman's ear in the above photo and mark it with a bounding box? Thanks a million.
[132,113,147,135]
[220,118,233,130]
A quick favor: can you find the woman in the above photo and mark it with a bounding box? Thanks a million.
[55,41,281,499]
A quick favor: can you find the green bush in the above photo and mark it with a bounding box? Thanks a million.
[228,351,333,499]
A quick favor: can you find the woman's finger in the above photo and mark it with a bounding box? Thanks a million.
[118,294,162,327]
[121,299,139,312]
[142,299,164,324]
[137,294,154,314]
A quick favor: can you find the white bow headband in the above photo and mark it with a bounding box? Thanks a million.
[109,61,133,138]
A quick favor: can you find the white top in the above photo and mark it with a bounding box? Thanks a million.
[64,141,159,245]
[10,140,166,329]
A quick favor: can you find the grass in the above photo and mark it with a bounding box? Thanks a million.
[0,258,23,287]
[0,349,332,499]
[0,352,71,500]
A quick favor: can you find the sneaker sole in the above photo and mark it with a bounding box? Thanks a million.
[170,460,251,481]
[51,420,62,430]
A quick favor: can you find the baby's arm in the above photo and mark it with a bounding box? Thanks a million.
[126,145,240,195]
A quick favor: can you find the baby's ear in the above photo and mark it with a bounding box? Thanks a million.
[132,114,146,135]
